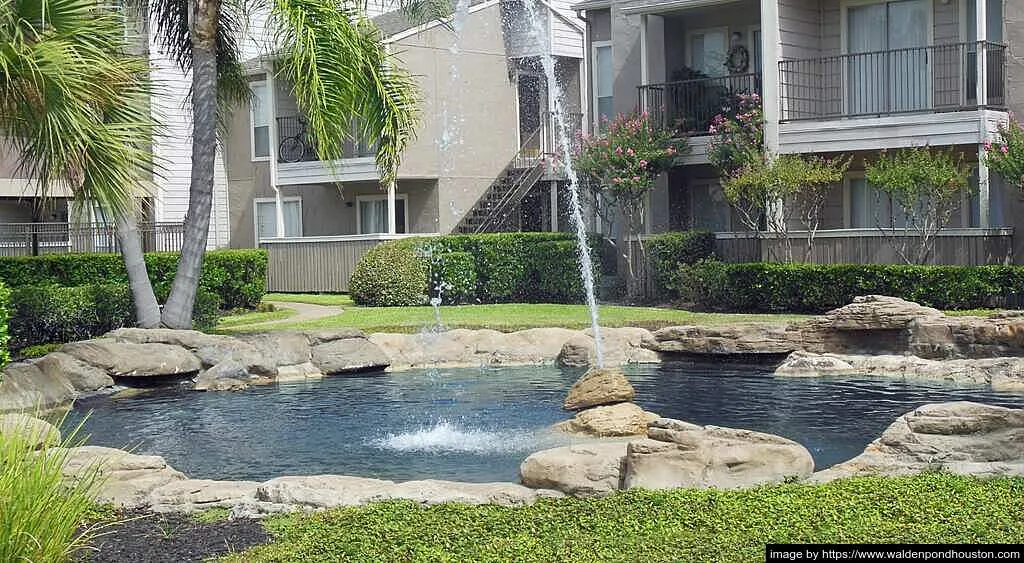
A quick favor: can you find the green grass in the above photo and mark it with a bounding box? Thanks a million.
[216,308,297,328]
[221,301,808,334]
[943,309,1001,317]
[191,507,232,524]
[223,474,1024,562]
[263,293,355,307]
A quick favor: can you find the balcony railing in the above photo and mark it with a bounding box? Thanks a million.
[275,116,377,163]
[0,221,184,257]
[779,41,1006,122]
[638,72,762,135]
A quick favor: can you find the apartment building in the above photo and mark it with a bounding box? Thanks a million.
[575,0,1023,263]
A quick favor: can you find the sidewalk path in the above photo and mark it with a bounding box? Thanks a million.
[235,300,342,329]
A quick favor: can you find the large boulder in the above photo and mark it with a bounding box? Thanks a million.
[386,479,563,506]
[820,295,943,331]
[519,442,628,497]
[60,339,201,378]
[773,351,855,377]
[556,402,659,437]
[651,324,798,355]
[194,360,254,391]
[53,446,187,508]
[34,352,115,393]
[149,479,260,513]
[909,313,1024,359]
[369,328,580,369]
[0,362,75,413]
[563,367,635,411]
[275,362,323,382]
[622,418,814,490]
[557,328,661,368]
[0,413,61,448]
[773,352,1024,388]
[256,475,395,509]
[108,328,276,376]
[236,333,311,368]
[311,337,390,375]
[811,402,1024,482]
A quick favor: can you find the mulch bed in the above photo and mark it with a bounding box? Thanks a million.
[81,510,270,563]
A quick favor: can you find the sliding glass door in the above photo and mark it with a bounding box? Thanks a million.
[847,0,930,115]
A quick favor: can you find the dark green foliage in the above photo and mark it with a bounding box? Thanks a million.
[675,261,1024,313]
[646,231,715,296]
[349,240,428,307]
[350,233,604,306]
[0,249,266,310]
[0,282,9,369]
[233,474,1024,562]
[8,284,221,350]
[17,343,62,359]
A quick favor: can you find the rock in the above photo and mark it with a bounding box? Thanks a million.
[519,442,628,497]
[194,342,277,378]
[821,295,943,331]
[34,352,115,393]
[556,402,658,437]
[194,360,253,391]
[651,324,798,355]
[311,337,390,374]
[107,328,229,349]
[61,339,201,378]
[369,328,581,369]
[149,479,259,513]
[0,362,75,413]
[386,479,563,506]
[558,328,661,367]
[773,351,855,377]
[909,315,1024,359]
[275,362,323,382]
[0,413,61,448]
[623,419,815,490]
[811,402,1024,482]
[236,333,311,367]
[53,446,187,508]
[257,475,395,508]
[303,329,367,345]
[563,367,635,411]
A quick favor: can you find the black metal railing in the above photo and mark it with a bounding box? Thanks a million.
[638,72,761,135]
[779,41,1006,121]
[275,116,377,163]
[0,221,185,257]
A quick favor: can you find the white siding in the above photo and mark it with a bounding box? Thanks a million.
[778,110,995,153]
[503,1,548,58]
[551,2,585,59]
[779,0,820,60]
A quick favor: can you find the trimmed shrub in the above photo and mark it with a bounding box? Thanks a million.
[647,231,715,296]
[429,251,476,305]
[349,240,428,307]
[0,249,267,310]
[675,261,1024,313]
[0,282,9,369]
[8,284,221,350]
[531,240,599,303]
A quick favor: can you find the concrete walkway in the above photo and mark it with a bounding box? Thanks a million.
[235,300,343,329]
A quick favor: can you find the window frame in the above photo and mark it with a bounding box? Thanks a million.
[355,193,409,235]
[250,80,271,162]
[253,196,302,242]
[591,40,613,130]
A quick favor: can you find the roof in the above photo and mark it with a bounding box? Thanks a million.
[570,0,611,11]
[372,0,492,38]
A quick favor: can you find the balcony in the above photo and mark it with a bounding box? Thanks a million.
[274,116,380,186]
[777,41,1007,153]
[0,222,184,256]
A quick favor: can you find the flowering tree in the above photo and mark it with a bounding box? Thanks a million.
[574,112,688,298]
[708,93,764,176]
[984,115,1024,190]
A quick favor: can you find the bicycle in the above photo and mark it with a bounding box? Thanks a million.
[278,118,312,163]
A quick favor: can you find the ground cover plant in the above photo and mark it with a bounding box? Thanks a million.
[223,473,1024,562]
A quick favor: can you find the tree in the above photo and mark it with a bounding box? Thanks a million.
[574,112,687,299]
[139,0,421,328]
[983,114,1024,190]
[865,147,972,264]
[1,0,163,326]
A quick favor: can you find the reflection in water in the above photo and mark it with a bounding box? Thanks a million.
[65,361,1024,482]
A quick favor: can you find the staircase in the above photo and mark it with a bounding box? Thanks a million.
[454,126,549,234]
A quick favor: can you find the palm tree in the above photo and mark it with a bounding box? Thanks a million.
[0,0,163,327]
[144,0,421,328]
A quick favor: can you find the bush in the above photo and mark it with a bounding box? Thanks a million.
[349,240,428,307]
[647,231,715,296]
[0,416,104,563]
[0,282,9,369]
[0,249,266,310]
[8,284,221,350]
[350,233,606,306]
[675,261,1024,313]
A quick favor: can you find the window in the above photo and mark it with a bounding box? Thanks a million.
[687,28,728,78]
[749,27,763,73]
[251,81,270,160]
[593,43,613,130]
[357,194,407,234]
[849,177,908,228]
[690,181,731,231]
[254,198,301,240]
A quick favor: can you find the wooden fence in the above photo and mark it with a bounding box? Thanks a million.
[260,233,437,293]
[0,222,185,257]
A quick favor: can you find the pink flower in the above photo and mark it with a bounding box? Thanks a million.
[639,159,648,169]
[984,140,992,150]
[1002,144,1009,154]
[615,146,623,155]
[612,177,621,184]
[626,148,635,157]
[632,176,641,182]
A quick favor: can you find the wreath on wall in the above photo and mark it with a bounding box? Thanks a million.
[726,45,750,74]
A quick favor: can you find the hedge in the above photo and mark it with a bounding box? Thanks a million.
[675,261,1024,313]
[8,284,221,351]
[0,281,9,369]
[0,249,266,310]
[646,231,715,296]
[350,233,603,306]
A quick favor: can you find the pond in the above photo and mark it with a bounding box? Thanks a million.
[65,360,1024,483]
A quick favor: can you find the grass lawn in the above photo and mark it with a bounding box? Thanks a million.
[222,474,1024,562]
[263,293,355,307]
[216,308,297,328]
[221,295,809,333]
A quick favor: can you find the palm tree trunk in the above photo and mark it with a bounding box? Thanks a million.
[161,0,219,329]
[115,214,161,328]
